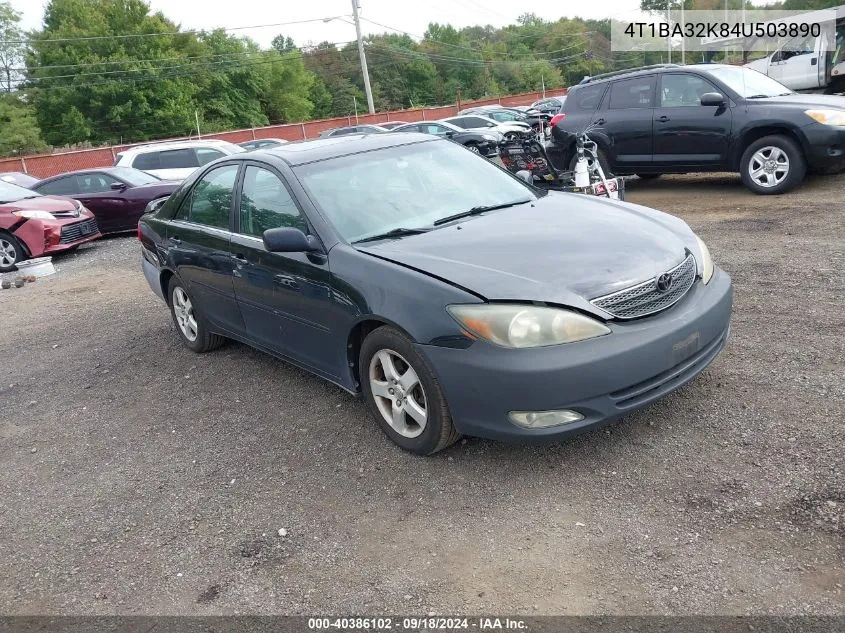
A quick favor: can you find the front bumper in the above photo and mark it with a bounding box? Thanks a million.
[13,215,101,258]
[418,269,733,441]
[801,123,845,173]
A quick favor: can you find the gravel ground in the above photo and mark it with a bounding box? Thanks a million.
[0,173,842,616]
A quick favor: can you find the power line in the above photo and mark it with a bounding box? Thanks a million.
[1,15,348,45]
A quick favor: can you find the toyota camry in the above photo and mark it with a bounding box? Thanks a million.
[138,134,732,455]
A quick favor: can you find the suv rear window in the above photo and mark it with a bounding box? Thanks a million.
[567,84,607,112]
[132,152,160,171]
[159,148,199,169]
[609,76,656,109]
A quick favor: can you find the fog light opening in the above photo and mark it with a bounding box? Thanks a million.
[508,409,584,429]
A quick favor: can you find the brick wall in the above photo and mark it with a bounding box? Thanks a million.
[0,89,563,179]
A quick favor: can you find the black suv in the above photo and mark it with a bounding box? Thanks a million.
[551,63,845,194]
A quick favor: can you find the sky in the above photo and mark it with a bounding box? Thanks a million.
[12,0,649,48]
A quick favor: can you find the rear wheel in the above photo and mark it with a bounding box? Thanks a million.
[0,232,25,273]
[740,135,805,195]
[167,278,225,353]
[465,142,481,154]
[360,326,459,455]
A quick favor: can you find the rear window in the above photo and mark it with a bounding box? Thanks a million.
[609,76,656,109]
[132,152,160,171]
[566,84,607,112]
[35,176,79,195]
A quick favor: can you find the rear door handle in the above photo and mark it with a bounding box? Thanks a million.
[170,236,181,245]
[275,274,299,290]
[594,118,606,126]
[657,115,670,123]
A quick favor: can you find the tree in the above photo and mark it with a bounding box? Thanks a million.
[0,1,24,92]
[0,93,47,154]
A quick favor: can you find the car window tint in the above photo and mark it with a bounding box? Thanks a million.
[35,176,79,195]
[196,148,225,166]
[132,152,160,171]
[422,123,448,135]
[568,84,607,112]
[239,166,307,237]
[159,148,199,169]
[609,76,656,109]
[77,172,121,194]
[447,118,470,129]
[660,74,718,107]
[182,164,239,229]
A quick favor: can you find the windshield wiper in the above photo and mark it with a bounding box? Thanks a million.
[352,227,431,244]
[746,94,773,99]
[433,199,532,226]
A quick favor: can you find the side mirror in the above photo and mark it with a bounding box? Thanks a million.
[700,92,726,106]
[443,130,455,138]
[110,182,127,191]
[144,197,167,214]
[263,227,319,253]
[515,170,533,184]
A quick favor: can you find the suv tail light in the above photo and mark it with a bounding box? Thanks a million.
[550,113,565,127]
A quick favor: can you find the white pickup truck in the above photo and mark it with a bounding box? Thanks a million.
[745,19,845,94]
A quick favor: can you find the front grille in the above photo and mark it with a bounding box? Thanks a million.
[59,218,99,244]
[591,253,697,320]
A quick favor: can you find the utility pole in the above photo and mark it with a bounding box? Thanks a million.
[195,110,201,139]
[351,0,375,114]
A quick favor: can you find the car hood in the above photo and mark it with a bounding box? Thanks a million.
[356,193,699,316]
[749,93,845,111]
[1,195,79,213]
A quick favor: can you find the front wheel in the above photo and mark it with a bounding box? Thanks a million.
[360,326,459,455]
[167,278,225,353]
[0,232,25,273]
[740,135,806,195]
[465,142,481,154]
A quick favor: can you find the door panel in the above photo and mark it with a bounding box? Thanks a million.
[597,76,656,169]
[231,165,338,377]
[653,73,732,167]
[168,163,244,335]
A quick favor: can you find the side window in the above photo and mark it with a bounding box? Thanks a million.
[77,172,121,194]
[472,117,495,127]
[239,166,307,238]
[35,176,79,195]
[609,77,656,109]
[159,148,199,169]
[132,152,160,171]
[196,148,225,166]
[660,74,718,107]
[449,119,470,129]
[422,124,448,135]
[569,84,607,112]
[180,164,239,229]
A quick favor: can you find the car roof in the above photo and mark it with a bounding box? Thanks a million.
[576,63,735,86]
[120,139,237,156]
[258,133,437,166]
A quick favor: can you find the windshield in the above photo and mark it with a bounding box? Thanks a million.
[295,139,538,243]
[707,66,793,98]
[0,180,39,204]
[110,167,160,186]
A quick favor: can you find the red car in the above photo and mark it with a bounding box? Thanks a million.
[0,180,101,272]
[31,167,179,234]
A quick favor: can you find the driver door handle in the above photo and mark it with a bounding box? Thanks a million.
[657,115,670,123]
[594,118,606,126]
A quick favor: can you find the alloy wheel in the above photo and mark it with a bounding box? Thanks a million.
[467,144,481,154]
[748,146,789,188]
[368,349,428,438]
[172,287,198,342]
[0,238,18,268]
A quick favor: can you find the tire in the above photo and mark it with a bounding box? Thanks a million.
[167,277,225,353]
[568,147,611,177]
[636,173,661,180]
[0,231,26,273]
[465,142,481,154]
[739,135,806,195]
[360,326,459,455]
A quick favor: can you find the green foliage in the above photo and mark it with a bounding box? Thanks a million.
[0,1,25,92]
[0,93,47,154]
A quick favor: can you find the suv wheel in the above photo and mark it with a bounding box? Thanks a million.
[740,135,805,195]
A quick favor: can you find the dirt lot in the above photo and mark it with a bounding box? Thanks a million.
[0,173,843,616]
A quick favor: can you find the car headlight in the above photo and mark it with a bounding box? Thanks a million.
[12,210,54,220]
[804,109,845,126]
[448,304,610,348]
[695,236,714,284]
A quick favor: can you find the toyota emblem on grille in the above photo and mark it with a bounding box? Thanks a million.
[655,273,673,293]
